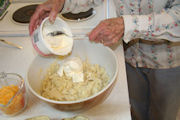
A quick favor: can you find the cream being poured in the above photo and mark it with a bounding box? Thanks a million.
[42,19,73,55]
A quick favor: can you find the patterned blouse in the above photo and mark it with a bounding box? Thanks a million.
[62,0,180,69]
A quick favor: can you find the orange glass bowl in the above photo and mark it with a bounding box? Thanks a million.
[0,72,27,116]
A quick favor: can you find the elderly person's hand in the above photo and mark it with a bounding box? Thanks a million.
[89,17,124,46]
[29,0,65,35]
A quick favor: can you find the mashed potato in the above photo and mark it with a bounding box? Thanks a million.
[41,59,109,101]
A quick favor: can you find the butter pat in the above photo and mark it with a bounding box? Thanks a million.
[58,57,84,82]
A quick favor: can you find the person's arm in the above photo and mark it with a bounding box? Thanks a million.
[61,0,103,14]
[123,1,180,43]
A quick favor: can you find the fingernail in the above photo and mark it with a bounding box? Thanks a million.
[49,18,54,24]
[49,15,55,24]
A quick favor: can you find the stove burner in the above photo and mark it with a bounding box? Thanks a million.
[61,8,95,21]
[12,4,38,24]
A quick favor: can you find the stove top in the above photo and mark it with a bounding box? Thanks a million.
[12,4,38,24]
[0,0,117,37]
[61,8,96,22]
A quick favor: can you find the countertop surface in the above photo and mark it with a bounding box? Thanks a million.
[0,36,131,120]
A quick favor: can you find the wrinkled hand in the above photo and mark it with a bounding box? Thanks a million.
[29,0,65,35]
[89,17,124,46]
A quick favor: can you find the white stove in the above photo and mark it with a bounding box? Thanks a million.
[0,0,116,37]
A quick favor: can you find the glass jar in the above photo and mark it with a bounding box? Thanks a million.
[0,72,27,116]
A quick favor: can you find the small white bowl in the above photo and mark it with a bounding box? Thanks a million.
[31,17,73,56]
[27,39,118,111]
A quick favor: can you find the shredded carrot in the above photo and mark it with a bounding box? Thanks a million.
[0,85,26,115]
[0,85,19,105]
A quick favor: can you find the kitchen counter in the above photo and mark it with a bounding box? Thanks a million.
[0,36,131,120]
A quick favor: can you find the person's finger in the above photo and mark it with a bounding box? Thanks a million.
[105,30,124,46]
[31,12,49,35]
[97,33,114,45]
[49,0,64,23]
[89,22,106,41]
[106,33,116,42]
[29,13,40,35]
[103,33,122,46]
[43,11,50,19]
[93,30,106,43]
[29,5,47,35]
[97,28,116,43]
[49,7,59,23]
[39,12,49,25]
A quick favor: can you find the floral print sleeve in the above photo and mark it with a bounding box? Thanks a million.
[61,0,103,14]
[122,0,180,43]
